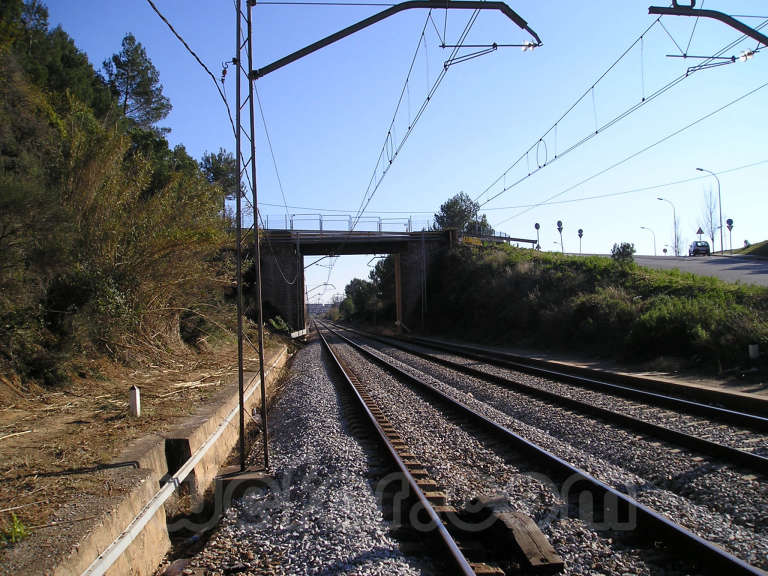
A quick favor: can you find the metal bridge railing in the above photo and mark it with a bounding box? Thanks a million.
[262,213,433,233]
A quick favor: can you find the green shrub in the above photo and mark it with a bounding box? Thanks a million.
[267,316,290,333]
[424,245,768,373]
[1,513,28,546]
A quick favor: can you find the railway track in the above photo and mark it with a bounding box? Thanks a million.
[317,323,562,575]
[317,321,767,575]
[398,332,768,427]
[335,325,768,474]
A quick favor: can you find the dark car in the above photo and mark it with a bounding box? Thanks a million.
[688,240,711,256]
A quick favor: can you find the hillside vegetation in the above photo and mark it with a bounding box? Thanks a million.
[734,240,768,258]
[1,1,234,386]
[426,245,768,372]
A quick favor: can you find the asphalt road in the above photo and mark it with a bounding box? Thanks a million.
[633,255,768,287]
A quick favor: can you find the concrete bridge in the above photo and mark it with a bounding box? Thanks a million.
[258,229,458,332]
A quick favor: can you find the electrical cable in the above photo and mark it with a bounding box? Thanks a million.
[477,16,766,209]
[684,0,703,55]
[353,7,480,227]
[259,202,436,213]
[474,18,661,204]
[254,85,290,219]
[349,12,434,232]
[481,158,768,211]
[317,8,481,301]
[319,8,492,300]
[492,79,768,227]
[145,0,236,136]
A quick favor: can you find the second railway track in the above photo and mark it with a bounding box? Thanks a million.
[318,321,768,575]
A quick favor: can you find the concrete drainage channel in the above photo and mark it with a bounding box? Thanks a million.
[51,346,289,576]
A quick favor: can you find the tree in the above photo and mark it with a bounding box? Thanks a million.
[201,148,238,212]
[103,33,171,129]
[699,185,717,249]
[434,192,494,235]
[611,242,635,265]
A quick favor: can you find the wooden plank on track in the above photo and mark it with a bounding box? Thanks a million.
[472,495,564,572]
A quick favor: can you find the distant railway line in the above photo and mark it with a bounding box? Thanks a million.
[316,321,768,575]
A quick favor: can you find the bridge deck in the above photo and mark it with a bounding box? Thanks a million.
[262,229,453,255]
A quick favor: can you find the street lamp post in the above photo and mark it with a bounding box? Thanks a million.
[640,226,656,256]
[696,167,723,255]
[657,197,678,256]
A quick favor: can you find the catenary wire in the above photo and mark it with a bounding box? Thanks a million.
[145,0,236,136]
[484,158,768,211]
[254,85,290,219]
[474,18,661,204]
[492,79,768,227]
[319,8,483,300]
[477,16,767,209]
[255,156,768,216]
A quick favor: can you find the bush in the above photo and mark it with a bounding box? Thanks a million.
[611,242,635,265]
[423,244,768,373]
[1,513,28,546]
[267,316,290,333]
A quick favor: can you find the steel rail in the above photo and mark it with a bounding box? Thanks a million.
[338,326,768,474]
[323,323,766,576]
[397,334,768,430]
[314,323,477,576]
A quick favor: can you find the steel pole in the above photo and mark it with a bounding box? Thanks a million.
[714,172,723,254]
[234,0,246,472]
[641,226,656,256]
[657,198,678,256]
[697,168,722,254]
[247,2,270,470]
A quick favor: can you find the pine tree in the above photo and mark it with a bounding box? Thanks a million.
[103,33,171,129]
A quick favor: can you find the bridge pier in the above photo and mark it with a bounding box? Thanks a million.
[394,253,402,332]
[260,241,305,331]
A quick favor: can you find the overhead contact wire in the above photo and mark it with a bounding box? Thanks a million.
[493,79,768,226]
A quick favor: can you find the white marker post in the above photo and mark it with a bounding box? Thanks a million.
[129,385,141,418]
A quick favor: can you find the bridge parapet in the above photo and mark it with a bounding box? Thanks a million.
[262,213,432,233]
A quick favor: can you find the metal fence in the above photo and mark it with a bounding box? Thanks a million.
[262,213,433,233]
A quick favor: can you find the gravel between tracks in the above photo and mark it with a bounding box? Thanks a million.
[361,337,768,530]
[429,345,768,456]
[188,341,434,576]
[332,340,680,576]
[343,334,768,571]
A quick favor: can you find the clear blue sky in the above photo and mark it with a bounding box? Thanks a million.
[47,1,768,302]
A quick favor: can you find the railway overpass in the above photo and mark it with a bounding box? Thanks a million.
[254,228,536,331]
[257,229,455,332]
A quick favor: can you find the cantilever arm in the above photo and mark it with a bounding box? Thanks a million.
[250,0,541,79]
[649,5,768,47]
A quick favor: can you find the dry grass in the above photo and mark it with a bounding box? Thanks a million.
[0,334,287,556]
